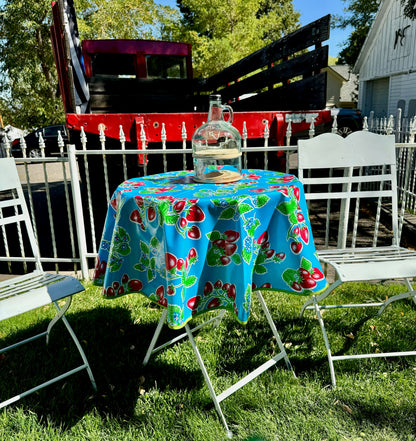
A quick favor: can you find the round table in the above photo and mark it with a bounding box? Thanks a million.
[93,169,327,329]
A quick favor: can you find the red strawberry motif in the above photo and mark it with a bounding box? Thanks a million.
[297,213,305,222]
[299,268,310,278]
[224,242,237,256]
[207,297,221,309]
[147,206,156,221]
[158,297,167,307]
[187,295,200,310]
[220,256,231,265]
[165,252,177,270]
[156,285,165,300]
[214,239,226,248]
[173,200,186,213]
[187,225,201,239]
[122,273,129,283]
[292,186,300,201]
[227,284,237,300]
[167,285,175,295]
[300,277,317,289]
[130,209,142,223]
[204,281,214,295]
[180,218,187,228]
[265,249,274,258]
[290,241,303,254]
[224,230,240,242]
[134,196,144,207]
[117,286,125,295]
[186,205,205,222]
[311,267,324,280]
[291,282,302,292]
[110,198,118,210]
[260,283,271,288]
[176,258,185,270]
[188,248,197,259]
[300,226,309,244]
[128,279,143,292]
[98,260,107,274]
[214,280,222,288]
[257,231,269,245]
[106,286,115,296]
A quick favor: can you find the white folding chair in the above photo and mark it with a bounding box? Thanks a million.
[0,157,96,408]
[297,131,416,387]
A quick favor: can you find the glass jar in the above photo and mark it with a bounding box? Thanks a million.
[192,95,242,183]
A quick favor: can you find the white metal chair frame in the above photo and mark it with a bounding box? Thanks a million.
[143,290,294,438]
[0,157,96,408]
[297,131,416,388]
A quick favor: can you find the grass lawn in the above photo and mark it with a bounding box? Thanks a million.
[0,281,415,440]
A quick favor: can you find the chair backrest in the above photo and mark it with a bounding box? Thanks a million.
[0,158,42,272]
[297,131,399,249]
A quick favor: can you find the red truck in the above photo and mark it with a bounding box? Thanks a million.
[50,0,331,173]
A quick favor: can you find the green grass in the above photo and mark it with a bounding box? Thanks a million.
[1,282,416,440]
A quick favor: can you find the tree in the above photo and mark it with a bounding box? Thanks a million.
[75,0,178,39]
[0,1,63,129]
[401,0,416,20]
[333,0,379,67]
[0,0,176,129]
[162,0,300,78]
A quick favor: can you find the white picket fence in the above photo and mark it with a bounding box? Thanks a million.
[1,113,416,279]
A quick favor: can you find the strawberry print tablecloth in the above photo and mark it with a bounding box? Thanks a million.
[92,169,327,329]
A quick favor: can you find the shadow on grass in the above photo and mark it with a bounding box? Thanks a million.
[0,305,203,430]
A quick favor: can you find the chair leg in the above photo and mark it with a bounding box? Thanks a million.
[255,290,295,375]
[47,297,72,344]
[377,279,416,316]
[312,296,337,388]
[60,314,97,391]
[143,309,168,366]
[51,298,97,391]
[184,323,233,438]
[300,279,342,318]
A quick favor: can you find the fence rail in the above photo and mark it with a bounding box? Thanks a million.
[1,112,416,279]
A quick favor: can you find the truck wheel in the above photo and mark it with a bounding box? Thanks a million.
[27,147,43,158]
[337,126,353,138]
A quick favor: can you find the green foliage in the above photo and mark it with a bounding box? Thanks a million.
[163,0,300,78]
[0,0,177,130]
[401,0,416,20]
[74,0,178,39]
[0,0,64,129]
[332,0,380,66]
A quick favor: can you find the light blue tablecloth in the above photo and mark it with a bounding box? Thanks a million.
[93,169,327,328]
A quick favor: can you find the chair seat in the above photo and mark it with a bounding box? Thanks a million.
[318,246,416,282]
[0,271,84,321]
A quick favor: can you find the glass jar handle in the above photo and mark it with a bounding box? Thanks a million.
[221,105,233,124]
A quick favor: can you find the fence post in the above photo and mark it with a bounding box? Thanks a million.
[68,144,90,280]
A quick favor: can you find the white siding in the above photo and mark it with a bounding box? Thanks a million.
[358,0,416,82]
[389,73,416,117]
[362,77,389,116]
